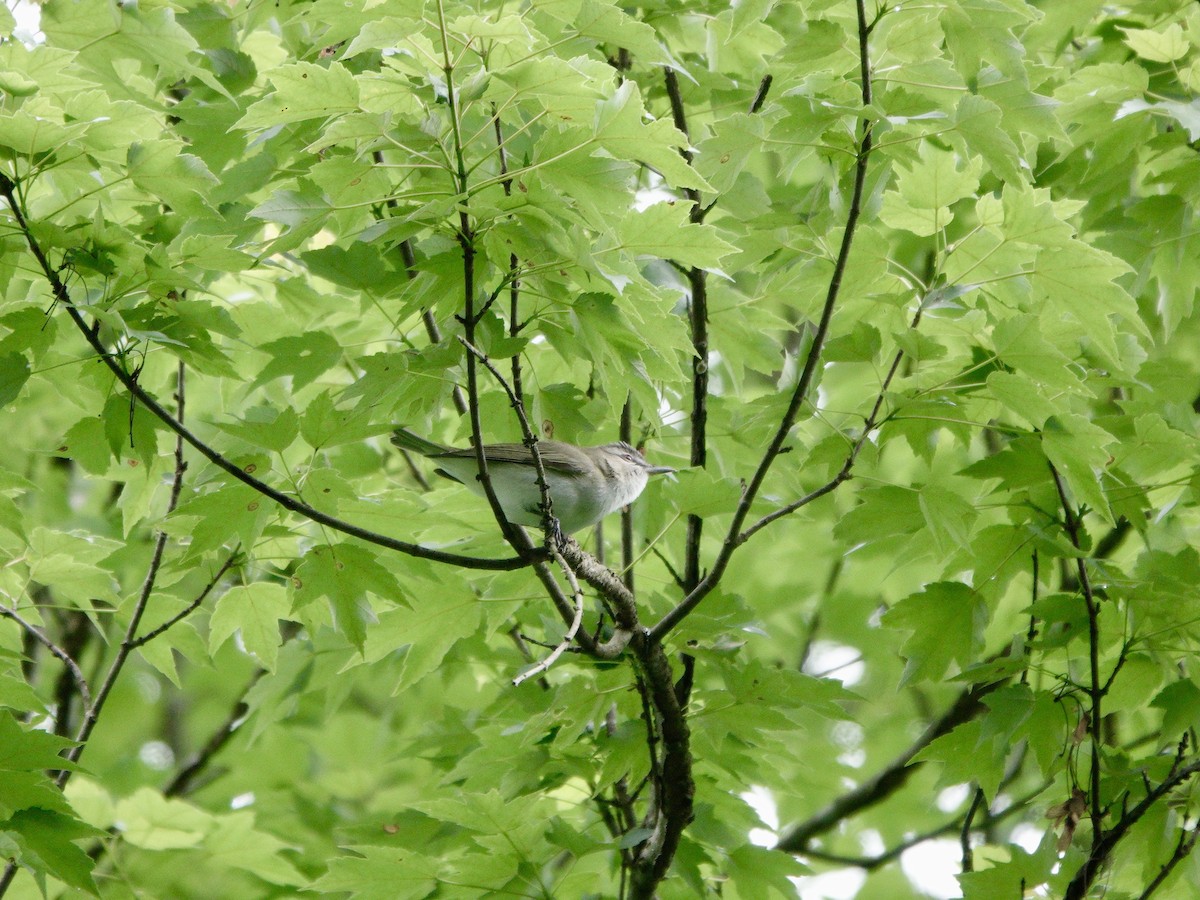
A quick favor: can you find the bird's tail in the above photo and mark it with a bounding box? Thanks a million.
[390,427,449,457]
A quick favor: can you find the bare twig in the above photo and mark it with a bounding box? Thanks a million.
[1065,759,1200,899]
[801,783,1042,871]
[55,365,191,786]
[513,548,585,686]
[398,237,469,417]
[741,304,923,542]
[1136,822,1199,900]
[651,0,877,641]
[129,548,241,648]
[777,679,1004,852]
[457,336,561,543]
[164,668,265,797]
[0,605,91,712]
[961,786,986,872]
[0,175,530,573]
[1049,463,1104,848]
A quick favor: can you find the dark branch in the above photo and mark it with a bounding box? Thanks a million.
[650,0,877,641]
[777,679,1003,852]
[1049,463,1104,848]
[0,172,529,572]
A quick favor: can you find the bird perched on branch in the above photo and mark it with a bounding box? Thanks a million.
[392,427,674,534]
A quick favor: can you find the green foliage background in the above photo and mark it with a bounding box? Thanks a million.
[2,0,1200,897]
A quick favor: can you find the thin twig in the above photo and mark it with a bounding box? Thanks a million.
[1049,463,1104,849]
[457,336,561,545]
[129,548,241,648]
[513,548,585,686]
[55,364,191,785]
[801,783,1042,871]
[398,236,469,417]
[650,0,877,642]
[1136,822,1199,900]
[777,678,1004,852]
[741,304,923,542]
[663,66,708,594]
[164,668,265,797]
[0,174,530,572]
[0,605,90,711]
[1065,759,1200,899]
[960,786,985,872]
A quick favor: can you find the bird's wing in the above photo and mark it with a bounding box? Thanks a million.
[434,443,589,476]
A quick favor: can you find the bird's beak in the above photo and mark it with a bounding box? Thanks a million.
[646,465,676,475]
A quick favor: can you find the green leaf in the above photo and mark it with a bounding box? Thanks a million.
[58,417,112,475]
[26,527,122,606]
[115,788,213,850]
[313,846,448,899]
[0,711,76,773]
[1150,679,1200,741]
[253,332,343,391]
[101,393,159,469]
[126,141,217,216]
[166,483,271,558]
[0,352,30,406]
[214,405,300,453]
[3,808,99,895]
[290,544,404,651]
[301,391,391,449]
[609,201,736,270]
[235,61,360,129]
[209,582,288,671]
[364,591,480,690]
[593,82,712,193]
[880,141,983,236]
[917,483,978,555]
[1121,24,1189,63]
[202,810,304,885]
[883,582,987,684]
[1041,414,1115,524]
[952,93,1023,185]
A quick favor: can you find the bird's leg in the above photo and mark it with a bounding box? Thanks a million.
[540,505,568,553]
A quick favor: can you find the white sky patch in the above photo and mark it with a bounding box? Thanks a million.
[858,829,885,856]
[138,740,174,771]
[231,792,256,810]
[741,784,779,848]
[1011,822,1045,854]
[936,783,971,812]
[901,839,962,898]
[11,0,43,45]
[805,640,865,686]
[794,868,867,900]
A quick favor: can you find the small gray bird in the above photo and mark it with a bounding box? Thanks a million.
[392,427,674,534]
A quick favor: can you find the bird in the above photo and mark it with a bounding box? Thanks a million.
[391,427,674,534]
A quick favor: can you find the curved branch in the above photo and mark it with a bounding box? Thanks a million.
[0,174,530,573]
[651,0,877,642]
[0,605,91,712]
[129,548,241,649]
[1049,463,1104,847]
[1065,758,1200,899]
[777,679,1003,852]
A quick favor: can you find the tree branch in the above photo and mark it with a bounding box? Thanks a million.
[164,669,265,798]
[0,173,529,572]
[776,679,1003,852]
[651,0,877,641]
[0,604,91,712]
[129,548,241,649]
[1049,463,1104,848]
[1065,758,1200,899]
